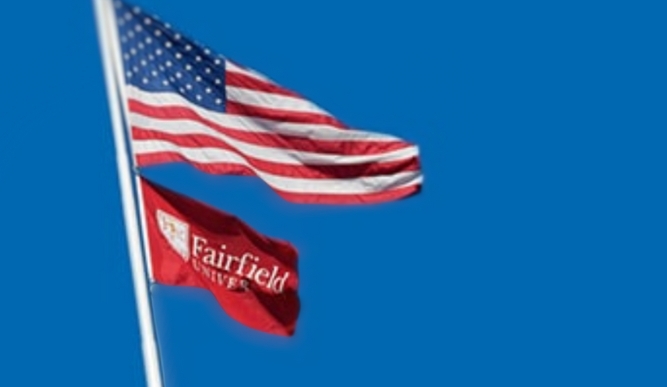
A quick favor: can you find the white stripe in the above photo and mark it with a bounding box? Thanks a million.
[130,113,418,165]
[133,139,422,194]
[226,86,331,116]
[225,60,271,82]
[126,85,403,142]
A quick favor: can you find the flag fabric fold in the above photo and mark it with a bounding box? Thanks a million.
[113,1,422,204]
[139,176,300,336]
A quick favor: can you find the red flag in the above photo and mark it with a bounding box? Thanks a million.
[139,177,299,336]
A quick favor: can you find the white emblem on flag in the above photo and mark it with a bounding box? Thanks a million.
[157,209,190,261]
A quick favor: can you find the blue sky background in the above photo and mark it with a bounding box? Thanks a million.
[1,0,665,386]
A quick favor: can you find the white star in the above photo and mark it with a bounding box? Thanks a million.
[206,87,212,93]
[186,84,192,90]
[204,49,211,55]
[176,72,182,78]
[135,25,142,32]
[148,54,155,61]
[132,6,141,14]
[145,37,152,44]
[196,95,202,101]
[165,41,172,48]
[144,18,152,25]
[141,60,147,66]
[128,31,135,38]
[130,48,137,55]
[215,98,222,105]
[175,52,182,59]
[166,61,172,67]
[123,53,130,61]
[205,68,211,74]
[152,70,158,77]
[179,87,185,93]
[185,64,192,71]
[174,33,181,40]
[156,49,163,56]
[126,71,132,78]
[214,58,221,65]
[124,12,132,21]
[138,43,144,50]
[154,30,162,37]
[185,44,192,51]
[195,76,202,82]
[195,56,202,62]
[142,78,149,84]
[163,80,169,86]
[215,78,221,85]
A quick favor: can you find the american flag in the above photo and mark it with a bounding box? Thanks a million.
[113,1,422,204]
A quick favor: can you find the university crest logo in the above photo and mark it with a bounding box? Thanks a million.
[157,209,190,261]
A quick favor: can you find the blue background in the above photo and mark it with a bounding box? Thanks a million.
[1,0,665,385]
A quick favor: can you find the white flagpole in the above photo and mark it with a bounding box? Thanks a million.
[93,1,164,386]
[100,0,156,284]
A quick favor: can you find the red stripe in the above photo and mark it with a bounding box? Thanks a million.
[137,152,254,176]
[129,99,411,155]
[137,153,421,205]
[132,127,420,179]
[225,62,347,127]
[226,71,300,98]
[226,101,347,129]
[277,183,421,205]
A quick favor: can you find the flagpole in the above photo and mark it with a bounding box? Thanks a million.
[101,0,156,284]
[94,1,164,386]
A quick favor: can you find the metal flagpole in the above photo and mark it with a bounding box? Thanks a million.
[93,0,164,386]
[100,0,156,285]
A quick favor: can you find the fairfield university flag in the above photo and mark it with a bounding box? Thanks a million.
[113,1,422,204]
[139,177,299,336]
